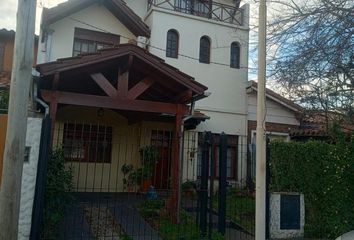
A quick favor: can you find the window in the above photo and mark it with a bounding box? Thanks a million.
[197,133,238,180]
[174,0,211,16]
[63,123,112,163]
[72,28,120,56]
[230,42,240,68]
[166,30,179,58]
[199,36,211,64]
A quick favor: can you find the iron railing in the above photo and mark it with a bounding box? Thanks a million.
[148,0,244,26]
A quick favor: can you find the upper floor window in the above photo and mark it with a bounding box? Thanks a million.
[230,42,240,69]
[72,28,120,57]
[199,36,211,64]
[166,29,179,58]
[174,0,211,17]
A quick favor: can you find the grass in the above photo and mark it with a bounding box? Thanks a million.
[139,199,224,240]
[213,188,255,234]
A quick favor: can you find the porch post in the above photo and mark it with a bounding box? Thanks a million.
[170,104,183,223]
[49,73,59,144]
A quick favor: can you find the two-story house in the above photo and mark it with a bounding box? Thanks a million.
[36,0,250,195]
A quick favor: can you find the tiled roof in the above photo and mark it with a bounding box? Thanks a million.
[290,111,354,137]
[37,43,207,94]
[247,80,303,112]
[41,0,150,37]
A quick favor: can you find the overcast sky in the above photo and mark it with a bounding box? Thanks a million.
[0,0,67,34]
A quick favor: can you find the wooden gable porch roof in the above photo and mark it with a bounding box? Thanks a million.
[36,44,208,115]
[42,0,150,37]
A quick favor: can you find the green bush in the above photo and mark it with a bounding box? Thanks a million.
[42,150,74,238]
[269,137,354,239]
[0,90,9,113]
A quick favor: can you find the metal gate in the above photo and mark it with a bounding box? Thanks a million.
[35,122,254,240]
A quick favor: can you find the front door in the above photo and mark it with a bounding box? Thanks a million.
[151,130,172,190]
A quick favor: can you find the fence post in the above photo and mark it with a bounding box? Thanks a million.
[29,116,52,239]
[199,131,211,236]
[218,132,227,235]
[266,137,270,239]
[208,133,214,238]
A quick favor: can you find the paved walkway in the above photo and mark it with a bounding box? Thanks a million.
[58,193,161,240]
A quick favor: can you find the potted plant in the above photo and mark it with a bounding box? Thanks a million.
[181,180,197,198]
[139,146,157,192]
[121,163,136,192]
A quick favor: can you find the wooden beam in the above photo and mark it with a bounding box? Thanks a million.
[127,78,154,100]
[117,69,129,98]
[41,90,189,115]
[169,104,183,223]
[173,89,193,103]
[91,73,117,98]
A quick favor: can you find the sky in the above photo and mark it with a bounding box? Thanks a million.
[0,0,262,78]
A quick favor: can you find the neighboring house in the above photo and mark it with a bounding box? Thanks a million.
[0,29,38,89]
[246,81,302,142]
[290,110,354,141]
[36,0,250,190]
[246,81,303,179]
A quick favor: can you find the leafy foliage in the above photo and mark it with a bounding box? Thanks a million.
[42,150,74,238]
[269,137,354,238]
[213,187,255,234]
[139,199,224,240]
[0,89,9,113]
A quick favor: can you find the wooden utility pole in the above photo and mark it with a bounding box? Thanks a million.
[255,0,267,239]
[0,0,37,239]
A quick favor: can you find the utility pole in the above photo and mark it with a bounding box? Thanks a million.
[0,0,37,239]
[255,0,267,239]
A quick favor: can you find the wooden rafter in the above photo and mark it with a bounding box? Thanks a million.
[127,78,155,100]
[173,89,193,103]
[117,69,129,98]
[41,90,189,115]
[91,73,117,98]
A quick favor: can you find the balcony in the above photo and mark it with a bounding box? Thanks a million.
[147,0,245,26]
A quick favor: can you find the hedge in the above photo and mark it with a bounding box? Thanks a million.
[269,137,354,239]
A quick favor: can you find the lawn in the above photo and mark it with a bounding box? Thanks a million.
[213,188,255,234]
[139,199,224,240]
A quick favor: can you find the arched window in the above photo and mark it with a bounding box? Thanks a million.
[199,36,211,64]
[230,42,240,68]
[166,29,179,58]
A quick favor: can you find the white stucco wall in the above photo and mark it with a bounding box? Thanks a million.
[146,7,250,137]
[37,3,137,63]
[18,117,43,240]
[248,92,300,126]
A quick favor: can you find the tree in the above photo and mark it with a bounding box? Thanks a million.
[267,0,354,122]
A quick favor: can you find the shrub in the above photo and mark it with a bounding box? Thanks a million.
[269,137,354,239]
[42,150,74,238]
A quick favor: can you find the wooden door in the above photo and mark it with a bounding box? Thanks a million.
[151,130,172,189]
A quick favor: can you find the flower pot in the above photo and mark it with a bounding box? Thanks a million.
[141,179,152,192]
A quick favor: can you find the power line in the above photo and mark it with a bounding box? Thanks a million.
[68,17,259,70]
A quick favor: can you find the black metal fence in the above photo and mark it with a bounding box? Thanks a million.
[35,120,253,240]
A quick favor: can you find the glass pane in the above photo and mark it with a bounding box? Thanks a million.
[88,42,96,52]
[73,40,81,51]
[81,42,88,52]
